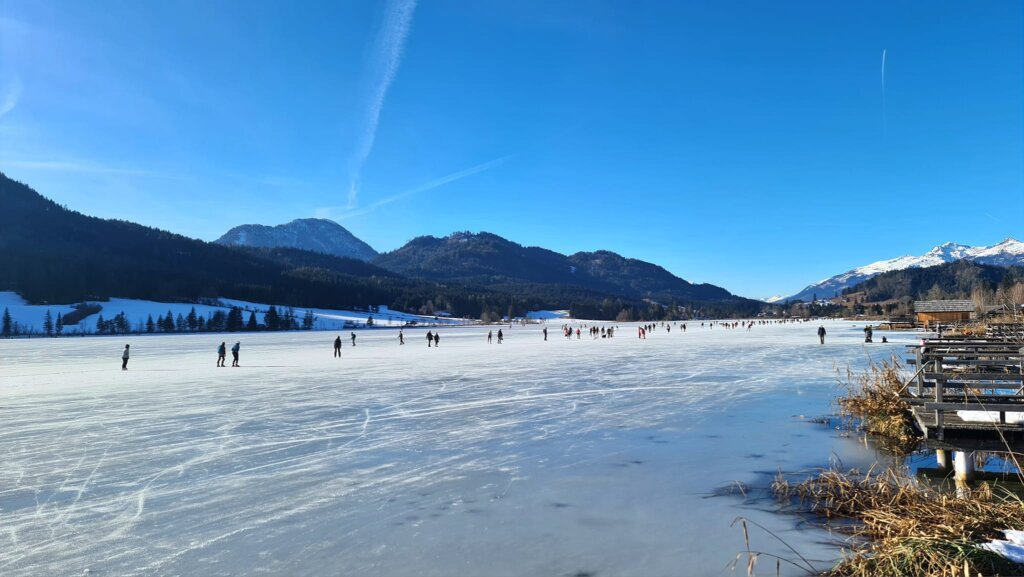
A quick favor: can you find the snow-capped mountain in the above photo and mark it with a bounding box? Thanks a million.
[784,238,1024,302]
[216,218,378,261]
[762,295,785,303]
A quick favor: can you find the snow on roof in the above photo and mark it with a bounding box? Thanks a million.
[913,300,975,313]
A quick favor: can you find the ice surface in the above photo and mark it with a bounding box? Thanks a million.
[0,321,915,576]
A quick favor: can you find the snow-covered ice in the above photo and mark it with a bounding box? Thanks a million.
[0,321,913,576]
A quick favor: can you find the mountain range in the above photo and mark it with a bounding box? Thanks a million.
[371,232,737,304]
[0,173,758,320]
[783,239,1024,302]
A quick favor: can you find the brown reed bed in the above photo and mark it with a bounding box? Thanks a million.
[773,467,1024,576]
[835,356,918,453]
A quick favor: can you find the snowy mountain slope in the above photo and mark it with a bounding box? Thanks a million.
[216,219,378,261]
[785,238,1024,302]
[0,291,468,335]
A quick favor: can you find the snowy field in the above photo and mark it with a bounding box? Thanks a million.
[0,321,917,576]
[0,291,472,334]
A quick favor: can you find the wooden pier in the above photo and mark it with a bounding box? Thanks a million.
[903,334,1024,480]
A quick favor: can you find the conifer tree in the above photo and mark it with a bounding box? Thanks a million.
[265,306,280,331]
[246,311,259,331]
[2,307,11,337]
[146,315,155,333]
[43,310,53,336]
[226,307,243,332]
[187,307,198,332]
[55,312,64,336]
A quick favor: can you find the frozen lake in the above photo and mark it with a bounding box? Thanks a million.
[0,320,915,576]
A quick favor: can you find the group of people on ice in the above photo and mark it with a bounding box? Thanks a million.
[216,341,241,366]
[116,318,886,369]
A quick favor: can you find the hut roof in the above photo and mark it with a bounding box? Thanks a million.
[913,300,975,313]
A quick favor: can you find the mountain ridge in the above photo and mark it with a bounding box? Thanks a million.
[372,231,741,304]
[216,218,378,262]
[784,238,1024,302]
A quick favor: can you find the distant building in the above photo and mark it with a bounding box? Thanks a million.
[913,300,975,327]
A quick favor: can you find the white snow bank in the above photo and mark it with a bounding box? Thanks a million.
[980,529,1024,563]
[525,310,570,320]
[0,292,79,333]
[957,411,1024,424]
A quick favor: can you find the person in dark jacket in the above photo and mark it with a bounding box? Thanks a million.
[497,329,503,344]
[817,325,826,345]
[426,331,433,347]
[433,332,440,347]
[334,335,342,357]
[121,344,130,370]
[231,341,240,367]
[217,342,227,367]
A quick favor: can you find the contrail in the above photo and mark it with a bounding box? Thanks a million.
[346,0,417,209]
[317,154,513,219]
[881,48,887,136]
[0,76,21,118]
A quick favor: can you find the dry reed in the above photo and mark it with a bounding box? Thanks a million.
[836,356,918,452]
[774,467,1024,576]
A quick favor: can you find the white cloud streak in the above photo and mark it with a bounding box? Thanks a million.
[345,0,417,209]
[318,154,513,220]
[881,48,887,135]
[2,159,154,176]
[0,76,22,119]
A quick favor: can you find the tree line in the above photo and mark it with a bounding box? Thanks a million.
[1,305,324,337]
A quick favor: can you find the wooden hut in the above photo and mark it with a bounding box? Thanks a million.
[913,300,975,327]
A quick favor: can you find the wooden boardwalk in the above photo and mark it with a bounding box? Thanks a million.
[904,336,1024,451]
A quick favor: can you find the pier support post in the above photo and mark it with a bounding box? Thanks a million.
[954,451,975,482]
[935,449,952,470]
[954,451,976,497]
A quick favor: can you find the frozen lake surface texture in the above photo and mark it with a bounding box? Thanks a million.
[0,321,911,576]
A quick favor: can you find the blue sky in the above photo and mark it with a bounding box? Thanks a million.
[1,1,1021,299]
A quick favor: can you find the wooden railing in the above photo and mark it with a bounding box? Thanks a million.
[905,338,1024,440]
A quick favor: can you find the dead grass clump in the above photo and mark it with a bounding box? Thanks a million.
[836,356,917,449]
[775,468,1024,576]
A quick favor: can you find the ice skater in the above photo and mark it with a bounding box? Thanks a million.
[334,335,342,357]
[399,329,405,345]
[351,332,357,346]
[487,330,493,344]
[217,342,226,366]
[863,325,873,343]
[817,325,826,345]
[231,341,240,367]
[426,331,433,347]
[543,327,547,341]
[121,344,130,370]
[497,329,503,344]
[433,332,440,347]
